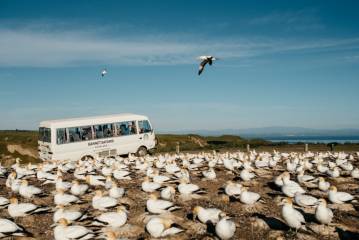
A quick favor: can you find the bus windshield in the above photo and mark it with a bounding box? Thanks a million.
[39,127,51,143]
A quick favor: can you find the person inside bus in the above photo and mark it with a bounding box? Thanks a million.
[96,126,104,138]
[128,122,136,135]
[104,125,112,138]
[119,124,128,135]
[130,121,137,134]
[82,127,92,140]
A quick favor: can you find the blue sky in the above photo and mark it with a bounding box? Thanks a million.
[1,0,359,131]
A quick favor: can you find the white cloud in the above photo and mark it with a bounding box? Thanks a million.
[0,24,359,67]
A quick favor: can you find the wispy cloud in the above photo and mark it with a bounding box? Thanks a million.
[0,23,359,67]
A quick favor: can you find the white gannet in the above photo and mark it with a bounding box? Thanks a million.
[240,169,255,181]
[92,190,117,210]
[92,206,127,228]
[54,218,94,240]
[146,217,184,238]
[328,186,354,204]
[315,199,333,225]
[101,68,107,77]
[280,198,306,230]
[86,175,105,187]
[0,218,29,238]
[70,180,89,196]
[224,181,242,197]
[294,193,318,207]
[193,206,223,224]
[197,56,219,75]
[202,168,217,180]
[53,205,87,223]
[0,197,9,209]
[161,186,176,201]
[215,215,236,240]
[19,180,42,198]
[281,172,306,197]
[54,189,80,206]
[318,177,330,191]
[109,181,125,199]
[240,187,261,205]
[8,197,50,217]
[146,194,181,214]
[141,177,162,193]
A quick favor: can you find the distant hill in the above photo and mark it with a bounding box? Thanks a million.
[163,127,359,138]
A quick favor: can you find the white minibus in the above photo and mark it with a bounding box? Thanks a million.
[38,113,156,161]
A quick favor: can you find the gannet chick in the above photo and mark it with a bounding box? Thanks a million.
[240,187,260,204]
[294,193,318,207]
[328,186,354,204]
[8,197,50,217]
[161,186,176,201]
[70,180,89,196]
[146,194,181,214]
[146,217,184,238]
[92,206,127,228]
[54,218,94,240]
[19,180,42,198]
[53,205,87,223]
[92,190,117,210]
[0,218,30,238]
[142,177,162,193]
[315,199,333,225]
[280,198,306,230]
[215,215,236,240]
[193,206,223,224]
[318,177,330,191]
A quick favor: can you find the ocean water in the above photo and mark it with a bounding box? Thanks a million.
[263,136,359,144]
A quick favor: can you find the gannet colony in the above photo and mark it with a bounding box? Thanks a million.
[0,150,358,239]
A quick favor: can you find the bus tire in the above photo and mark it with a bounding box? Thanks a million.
[81,155,94,161]
[137,146,147,157]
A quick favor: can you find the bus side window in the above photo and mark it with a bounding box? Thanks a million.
[139,120,152,133]
[56,128,67,144]
[68,127,81,142]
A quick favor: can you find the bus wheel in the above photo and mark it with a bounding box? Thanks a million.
[137,146,147,157]
[81,155,94,161]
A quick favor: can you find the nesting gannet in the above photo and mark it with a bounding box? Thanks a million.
[55,176,72,191]
[328,186,354,204]
[53,205,87,223]
[109,181,125,199]
[224,181,242,197]
[146,217,184,238]
[92,190,117,210]
[294,193,318,207]
[215,215,236,240]
[8,197,50,217]
[240,169,255,181]
[92,206,127,228]
[318,177,330,191]
[141,176,162,193]
[351,168,359,179]
[178,179,205,196]
[161,186,176,201]
[0,197,9,209]
[197,56,219,75]
[70,180,89,196]
[280,198,306,230]
[315,199,333,225]
[281,172,306,197]
[86,175,105,187]
[202,167,217,180]
[54,189,80,206]
[0,218,30,238]
[19,180,42,198]
[146,194,181,214]
[193,206,223,224]
[54,218,94,240]
[240,187,261,205]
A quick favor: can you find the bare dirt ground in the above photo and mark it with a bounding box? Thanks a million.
[0,155,358,240]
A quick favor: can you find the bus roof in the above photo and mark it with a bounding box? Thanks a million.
[40,113,149,128]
